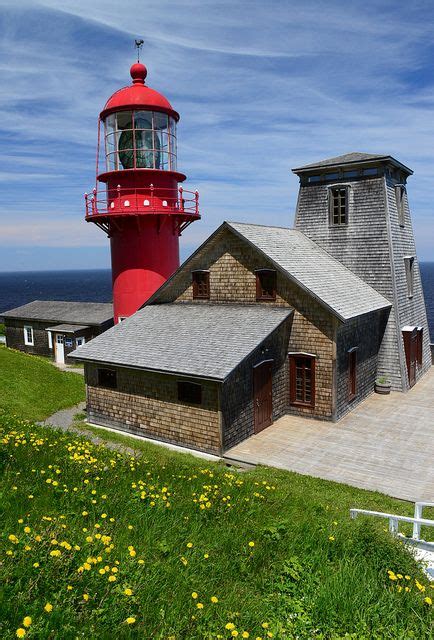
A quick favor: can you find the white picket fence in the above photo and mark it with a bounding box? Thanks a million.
[350,502,434,579]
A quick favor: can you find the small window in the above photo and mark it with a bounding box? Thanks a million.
[98,368,117,389]
[344,170,358,178]
[348,348,357,401]
[118,316,128,323]
[416,327,423,366]
[76,337,86,347]
[256,269,277,301]
[24,325,34,346]
[47,331,53,350]
[404,256,414,298]
[289,355,315,408]
[325,172,340,180]
[308,175,321,183]
[362,167,378,176]
[177,380,202,405]
[329,187,348,225]
[395,184,406,226]
[192,270,210,300]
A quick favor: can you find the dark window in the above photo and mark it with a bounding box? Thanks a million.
[192,270,210,300]
[308,175,321,183]
[344,170,358,178]
[416,327,423,366]
[404,256,414,298]
[289,355,315,408]
[348,348,357,401]
[395,184,406,226]
[256,269,277,301]
[178,380,202,405]
[325,172,340,180]
[329,187,348,225]
[98,368,117,389]
[362,167,378,176]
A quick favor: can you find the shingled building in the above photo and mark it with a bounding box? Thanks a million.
[70,153,431,455]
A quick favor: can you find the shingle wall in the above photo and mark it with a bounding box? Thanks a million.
[293,173,431,390]
[85,364,222,455]
[222,317,292,451]
[159,227,335,420]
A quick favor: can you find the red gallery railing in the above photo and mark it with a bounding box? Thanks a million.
[84,184,200,218]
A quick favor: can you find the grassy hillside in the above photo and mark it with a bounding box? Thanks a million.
[0,323,5,336]
[0,346,85,420]
[1,414,432,639]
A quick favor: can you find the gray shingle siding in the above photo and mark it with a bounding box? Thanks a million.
[294,168,430,391]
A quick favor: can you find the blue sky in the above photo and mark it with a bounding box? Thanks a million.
[1,0,434,271]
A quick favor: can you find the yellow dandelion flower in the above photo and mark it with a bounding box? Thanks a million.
[226,623,235,630]
[33,562,39,568]
[232,632,239,638]
[44,603,53,613]
[108,575,116,582]
[242,633,250,639]
[124,588,133,596]
[328,536,335,541]
[196,602,204,609]
[67,585,73,590]
[211,596,218,603]
[405,575,411,580]
[261,623,269,629]
[24,527,31,534]
[424,597,432,605]
[138,559,145,564]
[397,574,403,579]
[129,549,136,557]
[186,542,193,548]
[83,593,89,601]
[16,629,26,638]
[125,617,136,624]
[248,541,255,547]
[204,553,209,559]
[191,592,198,599]
[23,617,32,628]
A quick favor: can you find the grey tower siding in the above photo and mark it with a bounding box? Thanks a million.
[294,169,430,391]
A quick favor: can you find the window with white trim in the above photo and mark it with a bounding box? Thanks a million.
[76,337,86,347]
[24,325,34,346]
[47,331,53,350]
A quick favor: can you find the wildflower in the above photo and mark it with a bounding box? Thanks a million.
[242,633,250,639]
[23,617,32,628]
[328,536,335,541]
[211,596,218,603]
[248,541,255,547]
[44,603,53,613]
[226,623,235,630]
[8,534,18,544]
[191,592,198,599]
[33,562,39,568]
[424,597,432,605]
[232,632,239,638]
[67,585,73,591]
[108,575,116,582]
[261,623,269,629]
[196,602,204,609]
[16,629,26,638]
[50,549,61,557]
[83,593,89,601]
[129,549,136,557]
[181,556,188,566]
[405,575,411,580]
[186,542,193,548]
[415,580,426,592]
[24,527,31,534]
[125,617,136,624]
[124,588,133,596]
[204,553,209,559]
[86,536,93,543]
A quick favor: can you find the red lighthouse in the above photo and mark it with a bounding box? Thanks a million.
[85,57,200,323]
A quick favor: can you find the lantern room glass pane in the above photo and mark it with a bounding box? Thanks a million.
[103,110,177,172]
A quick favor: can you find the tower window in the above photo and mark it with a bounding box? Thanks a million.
[395,184,406,226]
[348,348,357,401]
[404,256,414,298]
[178,381,202,405]
[192,270,210,300]
[255,269,277,301]
[329,187,348,225]
[289,354,316,408]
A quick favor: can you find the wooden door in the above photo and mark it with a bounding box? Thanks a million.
[402,328,417,387]
[253,360,273,433]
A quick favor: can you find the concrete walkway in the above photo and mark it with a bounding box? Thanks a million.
[226,368,434,502]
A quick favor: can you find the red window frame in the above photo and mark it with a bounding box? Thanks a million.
[255,269,277,301]
[192,270,210,300]
[289,354,316,408]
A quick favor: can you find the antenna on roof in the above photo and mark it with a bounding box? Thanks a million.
[135,39,144,62]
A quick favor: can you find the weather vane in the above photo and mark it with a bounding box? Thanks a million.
[135,39,144,62]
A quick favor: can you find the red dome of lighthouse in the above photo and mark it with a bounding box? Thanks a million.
[100,62,179,121]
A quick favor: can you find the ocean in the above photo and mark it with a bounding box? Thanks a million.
[0,264,433,339]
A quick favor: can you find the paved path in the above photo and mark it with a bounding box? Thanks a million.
[226,368,434,502]
[41,401,86,431]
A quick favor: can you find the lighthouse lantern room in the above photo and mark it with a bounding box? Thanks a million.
[85,54,200,323]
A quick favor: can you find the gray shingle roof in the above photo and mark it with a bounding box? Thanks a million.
[45,324,90,334]
[2,301,113,325]
[227,222,391,321]
[69,303,292,380]
[292,152,413,175]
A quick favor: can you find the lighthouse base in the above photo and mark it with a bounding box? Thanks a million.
[110,216,180,322]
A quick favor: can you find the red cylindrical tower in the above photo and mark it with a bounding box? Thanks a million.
[85,60,200,323]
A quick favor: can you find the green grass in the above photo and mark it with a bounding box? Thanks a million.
[1,414,432,639]
[0,346,85,420]
[0,323,5,336]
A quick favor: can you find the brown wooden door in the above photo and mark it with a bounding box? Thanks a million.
[253,360,273,433]
[402,328,417,387]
